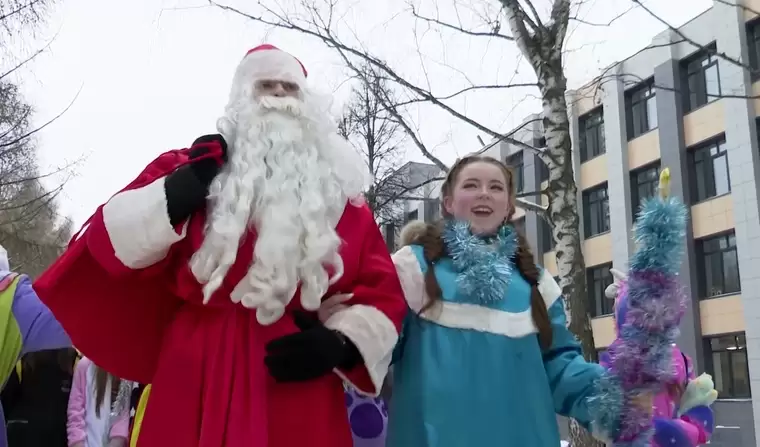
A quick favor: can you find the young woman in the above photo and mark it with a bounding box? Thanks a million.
[386,156,652,446]
[67,357,131,447]
[2,348,78,446]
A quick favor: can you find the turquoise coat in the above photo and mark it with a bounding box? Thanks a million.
[387,244,611,446]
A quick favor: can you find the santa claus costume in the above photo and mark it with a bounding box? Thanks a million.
[34,44,407,447]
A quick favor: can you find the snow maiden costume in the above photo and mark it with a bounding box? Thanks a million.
[387,214,665,446]
[0,245,71,447]
[600,169,717,446]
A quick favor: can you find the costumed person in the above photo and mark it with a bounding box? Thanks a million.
[385,155,658,446]
[67,357,130,447]
[34,44,406,447]
[590,168,706,446]
[602,269,717,442]
[0,245,72,447]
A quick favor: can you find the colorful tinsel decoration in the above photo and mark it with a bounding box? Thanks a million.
[442,220,518,305]
[588,168,688,446]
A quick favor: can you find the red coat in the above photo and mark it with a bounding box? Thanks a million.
[34,146,406,447]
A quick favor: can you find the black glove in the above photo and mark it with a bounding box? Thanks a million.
[164,134,227,226]
[265,311,362,382]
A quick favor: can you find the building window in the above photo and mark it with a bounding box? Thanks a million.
[681,45,721,113]
[689,136,730,203]
[405,209,418,223]
[596,347,608,364]
[541,218,555,253]
[534,136,550,182]
[507,151,524,193]
[583,185,609,238]
[587,264,614,317]
[625,79,658,140]
[423,198,440,223]
[697,232,740,298]
[579,108,605,162]
[383,223,397,251]
[704,333,751,398]
[748,20,760,80]
[630,163,661,221]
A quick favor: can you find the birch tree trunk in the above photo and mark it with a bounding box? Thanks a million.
[501,1,603,445]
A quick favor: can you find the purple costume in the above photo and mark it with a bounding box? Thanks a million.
[0,245,72,447]
[344,385,387,447]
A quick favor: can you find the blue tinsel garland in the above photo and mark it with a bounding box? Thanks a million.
[588,186,688,446]
[442,220,518,305]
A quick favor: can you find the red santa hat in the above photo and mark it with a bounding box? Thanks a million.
[237,44,308,89]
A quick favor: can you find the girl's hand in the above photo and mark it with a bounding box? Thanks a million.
[107,437,127,447]
[631,392,655,417]
[317,293,353,323]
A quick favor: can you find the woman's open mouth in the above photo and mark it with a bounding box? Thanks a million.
[471,206,493,217]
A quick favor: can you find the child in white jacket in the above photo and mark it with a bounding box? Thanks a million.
[67,357,129,447]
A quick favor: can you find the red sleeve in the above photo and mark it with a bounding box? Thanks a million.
[83,151,191,279]
[33,150,208,383]
[322,205,406,396]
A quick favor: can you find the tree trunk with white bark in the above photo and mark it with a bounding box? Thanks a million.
[501,1,603,446]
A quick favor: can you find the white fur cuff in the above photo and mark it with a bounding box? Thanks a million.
[324,304,398,396]
[102,177,186,269]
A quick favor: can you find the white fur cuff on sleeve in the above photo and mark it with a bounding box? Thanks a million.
[324,304,398,396]
[102,177,187,269]
[391,246,426,313]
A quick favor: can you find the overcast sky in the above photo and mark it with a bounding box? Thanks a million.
[4,0,713,228]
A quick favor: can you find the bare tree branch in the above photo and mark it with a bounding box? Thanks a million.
[408,2,514,41]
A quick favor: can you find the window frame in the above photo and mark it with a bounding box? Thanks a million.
[583,184,610,238]
[625,79,658,140]
[703,333,751,399]
[587,263,614,318]
[681,45,721,113]
[541,218,555,254]
[507,151,525,193]
[696,231,741,299]
[747,19,760,81]
[423,198,440,223]
[578,107,606,162]
[688,135,731,204]
[630,163,661,222]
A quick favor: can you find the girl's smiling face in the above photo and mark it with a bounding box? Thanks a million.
[443,161,512,235]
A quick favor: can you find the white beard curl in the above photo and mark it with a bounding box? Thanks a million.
[189,90,370,325]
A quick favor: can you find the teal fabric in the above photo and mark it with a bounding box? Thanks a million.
[387,245,605,446]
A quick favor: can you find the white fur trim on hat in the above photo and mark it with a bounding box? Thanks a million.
[239,44,307,89]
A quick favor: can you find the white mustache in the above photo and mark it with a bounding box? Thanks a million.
[258,96,303,117]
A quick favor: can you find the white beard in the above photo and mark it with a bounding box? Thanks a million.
[189,94,368,325]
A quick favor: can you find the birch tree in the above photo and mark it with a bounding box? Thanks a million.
[338,62,442,228]
[208,0,623,445]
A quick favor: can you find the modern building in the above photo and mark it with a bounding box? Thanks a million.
[399,1,760,444]
[498,1,760,444]
[378,161,444,249]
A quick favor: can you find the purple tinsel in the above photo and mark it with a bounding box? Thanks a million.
[590,192,688,446]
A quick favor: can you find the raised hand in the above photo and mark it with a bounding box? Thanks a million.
[164,134,227,226]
